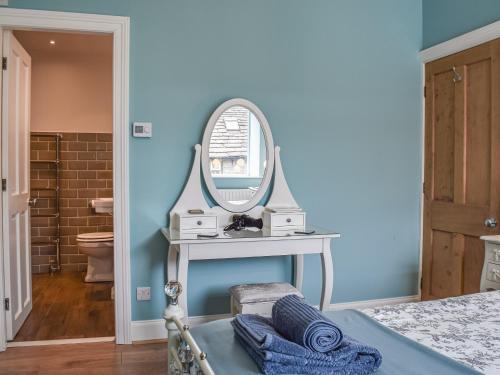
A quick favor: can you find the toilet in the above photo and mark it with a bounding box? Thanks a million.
[77,232,114,282]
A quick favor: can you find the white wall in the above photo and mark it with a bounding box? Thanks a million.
[15,31,113,133]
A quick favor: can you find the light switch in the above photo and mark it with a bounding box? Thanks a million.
[133,122,152,138]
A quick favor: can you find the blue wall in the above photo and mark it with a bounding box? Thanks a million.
[9,0,423,320]
[423,0,500,48]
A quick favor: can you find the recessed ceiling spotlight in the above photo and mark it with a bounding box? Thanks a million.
[49,40,55,45]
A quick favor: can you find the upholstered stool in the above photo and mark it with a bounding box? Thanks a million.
[229,282,304,316]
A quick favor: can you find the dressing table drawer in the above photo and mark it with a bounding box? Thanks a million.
[263,211,306,229]
[486,243,500,263]
[486,262,500,283]
[174,213,218,232]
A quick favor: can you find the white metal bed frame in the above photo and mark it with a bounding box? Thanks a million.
[164,281,215,375]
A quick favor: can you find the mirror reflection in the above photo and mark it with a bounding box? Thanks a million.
[208,105,266,205]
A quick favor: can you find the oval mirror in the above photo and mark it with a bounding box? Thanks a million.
[201,98,274,212]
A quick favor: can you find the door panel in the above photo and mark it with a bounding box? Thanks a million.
[422,39,500,300]
[2,31,32,340]
[429,231,462,298]
[463,235,485,294]
[432,71,455,203]
[465,59,491,206]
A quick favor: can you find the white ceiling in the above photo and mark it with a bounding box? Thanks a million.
[14,30,112,57]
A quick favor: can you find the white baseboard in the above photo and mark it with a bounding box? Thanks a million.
[131,319,167,342]
[131,295,420,342]
[131,313,231,342]
[8,336,115,348]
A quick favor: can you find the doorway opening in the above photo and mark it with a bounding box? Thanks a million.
[0,9,131,350]
[3,29,115,343]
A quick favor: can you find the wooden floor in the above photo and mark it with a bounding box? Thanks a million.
[13,272,114,342]
[0,342,167,374]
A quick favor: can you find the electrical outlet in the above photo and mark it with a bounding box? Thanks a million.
[136,287,151,301]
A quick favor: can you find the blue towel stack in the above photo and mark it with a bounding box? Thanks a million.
[232,295,382,375]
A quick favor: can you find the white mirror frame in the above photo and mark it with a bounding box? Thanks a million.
[201,98,275,213]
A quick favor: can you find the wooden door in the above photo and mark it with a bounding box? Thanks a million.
[422,38,500,300]
[2,31,32,339]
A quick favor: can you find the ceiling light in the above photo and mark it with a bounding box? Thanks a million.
[49,40,55,45]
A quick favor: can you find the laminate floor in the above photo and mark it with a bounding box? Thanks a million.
[13,272,114,342]
[0,341,167,375]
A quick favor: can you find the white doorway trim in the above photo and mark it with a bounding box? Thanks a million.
[0,8,131,349]
[420,19,500,62]
[417,20,500,297]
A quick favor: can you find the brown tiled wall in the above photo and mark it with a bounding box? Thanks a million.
[31,133,113,274]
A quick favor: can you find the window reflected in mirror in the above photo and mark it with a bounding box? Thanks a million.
[209,106,265,178]
[208,105,267,205]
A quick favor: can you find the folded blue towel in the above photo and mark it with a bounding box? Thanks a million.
[233,314,327,364]
[272,294,343,353]
[232,314,382,375]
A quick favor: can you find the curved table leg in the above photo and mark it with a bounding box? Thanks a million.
[294,254,304,292]
[320,238,333,311]
[167,244,179,281]
[177,244,189,317]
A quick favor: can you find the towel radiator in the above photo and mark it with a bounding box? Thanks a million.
[30,132,62,274]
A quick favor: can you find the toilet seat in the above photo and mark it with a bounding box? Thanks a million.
[77,232,114,243]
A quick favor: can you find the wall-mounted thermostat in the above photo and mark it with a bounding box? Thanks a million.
[133,122,152,138]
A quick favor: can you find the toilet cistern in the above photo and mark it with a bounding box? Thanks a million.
[92,197,113,214]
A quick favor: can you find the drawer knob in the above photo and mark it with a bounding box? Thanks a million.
[494,249,500,261]
[197,221,202,226]
[492,269,500,281]
[485,217,498,228]
[286,218,292,223]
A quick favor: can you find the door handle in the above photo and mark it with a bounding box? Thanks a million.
[452,66,462,83]
[485,217,497,228]
[28,197,38,207]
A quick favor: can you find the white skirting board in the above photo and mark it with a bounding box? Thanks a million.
[131,295,420,342]
[7,336,115,348]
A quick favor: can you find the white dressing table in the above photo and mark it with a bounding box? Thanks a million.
[164,98,340,318]
[162,227,339,317]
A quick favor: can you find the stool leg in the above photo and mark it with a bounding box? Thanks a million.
[230,296,235,315]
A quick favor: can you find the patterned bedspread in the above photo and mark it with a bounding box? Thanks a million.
[362,291,500,375]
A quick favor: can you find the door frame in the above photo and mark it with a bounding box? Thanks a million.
[418,19,500,298]
[0,8,131,350]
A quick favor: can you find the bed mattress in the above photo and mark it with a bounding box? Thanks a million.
[362,291,500,375]
[190,309,481,374]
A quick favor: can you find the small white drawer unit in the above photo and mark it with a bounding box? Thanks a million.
[263,211,306,231]
[173,212,218,233]
[480,236,500,291]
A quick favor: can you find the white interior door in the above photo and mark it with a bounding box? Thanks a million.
[2,30,32,340]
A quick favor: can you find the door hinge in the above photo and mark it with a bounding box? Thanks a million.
[2,57,7,71]
[420,277,423,290]
[422,181,425,195]
[424,86,426,98]
[1,179,6,191]
[4,298,9,311]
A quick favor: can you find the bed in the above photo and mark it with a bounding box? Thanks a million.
[165,288,500,375]
[362,291,500,375]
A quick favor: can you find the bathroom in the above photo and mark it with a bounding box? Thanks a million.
[12,30,115,342]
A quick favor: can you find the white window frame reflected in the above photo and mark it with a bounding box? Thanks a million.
[211,109,261,179]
